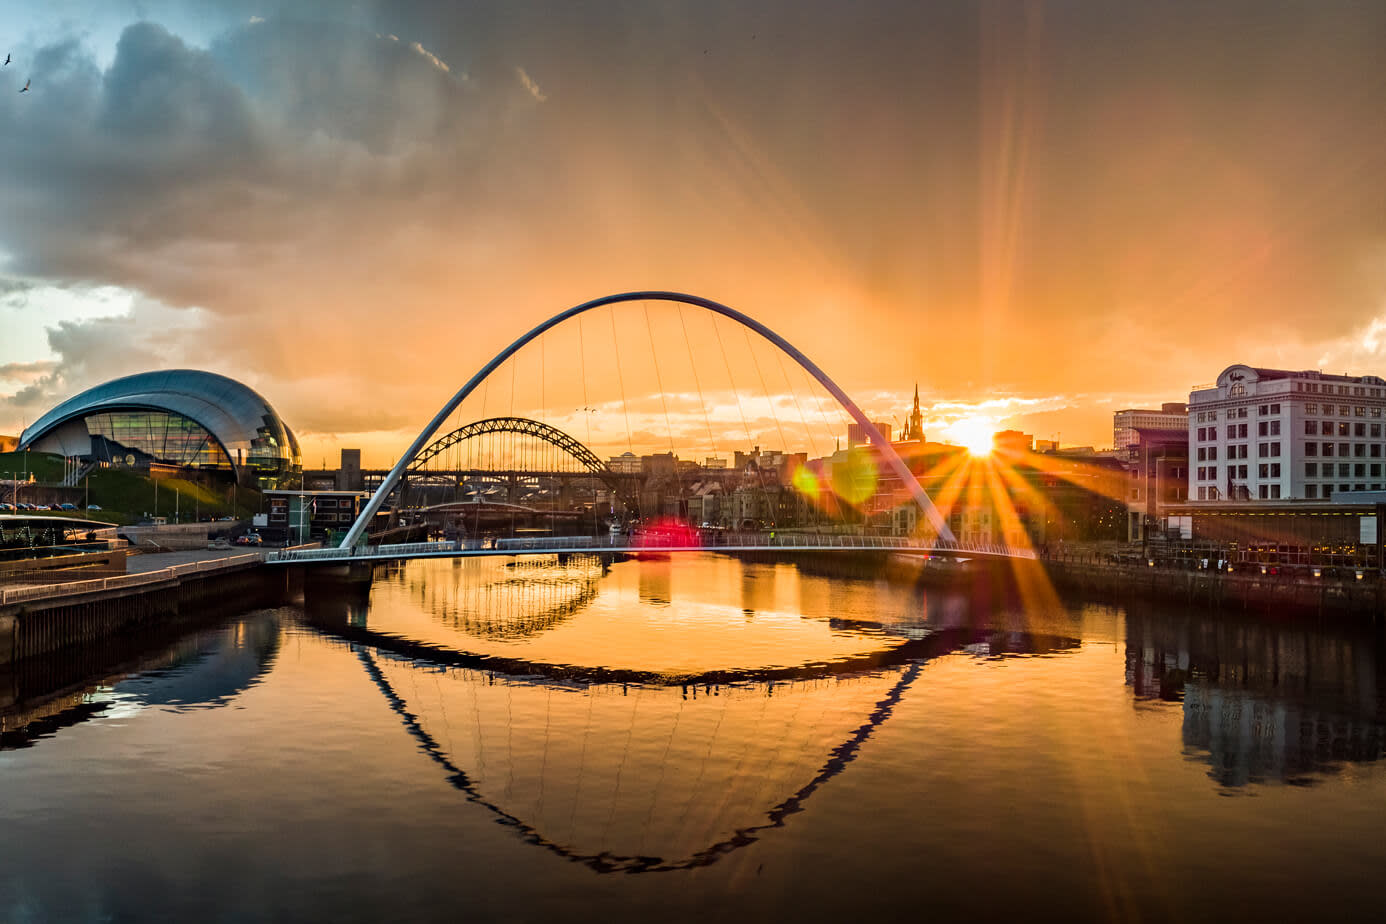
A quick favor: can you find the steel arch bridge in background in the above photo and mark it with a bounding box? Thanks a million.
[341,291,957,549]
[408,416,611,475]
[404,415,639,510]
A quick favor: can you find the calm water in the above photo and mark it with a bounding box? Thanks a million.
[3,554,1385,922]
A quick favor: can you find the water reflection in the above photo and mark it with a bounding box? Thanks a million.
[0,612,281,751]
[401,555,609,639]
[349,625,1080,874]
[350,554,1005,678]
[1126,606,1386,787]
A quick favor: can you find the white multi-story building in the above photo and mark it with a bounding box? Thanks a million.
[1188,364,1386,502]
[1113,404,1188,452]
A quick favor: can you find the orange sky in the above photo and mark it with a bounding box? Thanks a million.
[3,1,1386,466]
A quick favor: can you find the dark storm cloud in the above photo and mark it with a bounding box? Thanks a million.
[5,0,1386,455]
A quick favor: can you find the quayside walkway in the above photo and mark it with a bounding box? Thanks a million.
[0,550,265,608]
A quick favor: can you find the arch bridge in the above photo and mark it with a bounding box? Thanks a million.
[340,290,959,553]
[382,415,641,514]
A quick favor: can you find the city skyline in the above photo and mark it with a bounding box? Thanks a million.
[4,1,1386,468]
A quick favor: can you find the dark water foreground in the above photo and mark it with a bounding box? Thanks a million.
[2,554,1385,922]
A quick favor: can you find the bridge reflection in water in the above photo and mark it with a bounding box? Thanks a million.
[304,554,1082,873]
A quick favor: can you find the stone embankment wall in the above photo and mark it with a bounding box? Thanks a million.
[0,564,282,664]
[1040,559,1382,617]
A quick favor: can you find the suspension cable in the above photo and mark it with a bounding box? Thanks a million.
[644,303,676,456]
[678,303,718,461]
[609,307,635,457]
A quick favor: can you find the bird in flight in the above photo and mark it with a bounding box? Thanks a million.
[19,78,30,93]
[4,54,10,66]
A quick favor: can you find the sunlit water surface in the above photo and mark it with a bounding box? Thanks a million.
[3,553,1385,922]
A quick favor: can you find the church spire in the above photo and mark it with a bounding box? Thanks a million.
[906,382,924,442]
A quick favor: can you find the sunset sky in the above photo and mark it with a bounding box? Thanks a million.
[3,0,1386,466]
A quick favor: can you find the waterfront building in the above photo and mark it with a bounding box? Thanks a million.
[263,489,365,544]
[846,421,893,449]
[1113,404,1188,452]
[1188,365,1386,503]
[18,370,301,489]
[608,451,641,474]
[1123,427,1189,542]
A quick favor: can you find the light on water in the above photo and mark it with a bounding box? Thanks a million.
[3,555,1386,921]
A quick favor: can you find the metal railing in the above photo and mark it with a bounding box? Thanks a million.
[0,552,265,606]
[266,533,1036,563]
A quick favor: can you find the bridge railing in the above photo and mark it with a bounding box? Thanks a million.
[0,552,266,606]
[265,533,1036,562]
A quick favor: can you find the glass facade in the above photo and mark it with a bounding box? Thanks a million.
[86,410,233,471]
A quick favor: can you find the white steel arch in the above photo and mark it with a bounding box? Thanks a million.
[340,292,955,548]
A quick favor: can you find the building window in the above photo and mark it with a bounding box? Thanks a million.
[1257,421,1267,437]
[1340,443,1350,456]
[1258,443,1267,458]
[1305,420,1317,435]
[1356,484,1367,491]
[1209,447,1218,460]
[1238,464,1248,478]
[1270,420,1281,436]
[1306,442,1318,456]
[1259,485,1269,499]
[1357,423,1367,437]
[1271,403,1281,414]
[1339,422,1350,436]
[1237,407,1248,419]
[1340,463,1352,477]
[1258,463,1268,479]
[1373,424,1383,438]
[1374,408,1382,418]
[1271,485,1281,499]
[1227,425,1237,439]
[1357,406,1367,417]
[1357,464,1368,477]
[1270,463,1281,477]
[1307,403,1318,415]
[1271,443,1281,457]
[1357,443,1367,457]
[1197,487,1206,500]
[1197,427,1206,441]
[1341,404,1351,414]
[1324,485,1334,498]
[1258,405,1268,416]
[1197,447,1206,461]
[1307,484,1319,498]
[1322,421,1334,435]
[1306,462,1318,476]
[1374,445,1382,458]
[1323,442,1335,456]
[1373,464,1382,477]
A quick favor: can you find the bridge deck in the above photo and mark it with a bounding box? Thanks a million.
[267,534,1035,565]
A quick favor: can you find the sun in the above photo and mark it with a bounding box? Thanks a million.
[945,416,996,456]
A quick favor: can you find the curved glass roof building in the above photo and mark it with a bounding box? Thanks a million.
[19,370,301,487]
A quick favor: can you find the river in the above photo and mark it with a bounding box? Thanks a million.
[2,553,1383,921]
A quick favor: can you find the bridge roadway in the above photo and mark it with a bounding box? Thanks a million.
[266,532,1036,565]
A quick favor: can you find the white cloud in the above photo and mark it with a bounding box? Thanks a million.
[410,41,450,73]
[515,65,547,102]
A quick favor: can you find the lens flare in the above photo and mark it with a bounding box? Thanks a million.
[831,447,878,505]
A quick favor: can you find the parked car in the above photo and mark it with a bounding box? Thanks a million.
[0,503,14,512]
[58,503,77,510]
[31,504,51,511]
[85,504,102,511]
